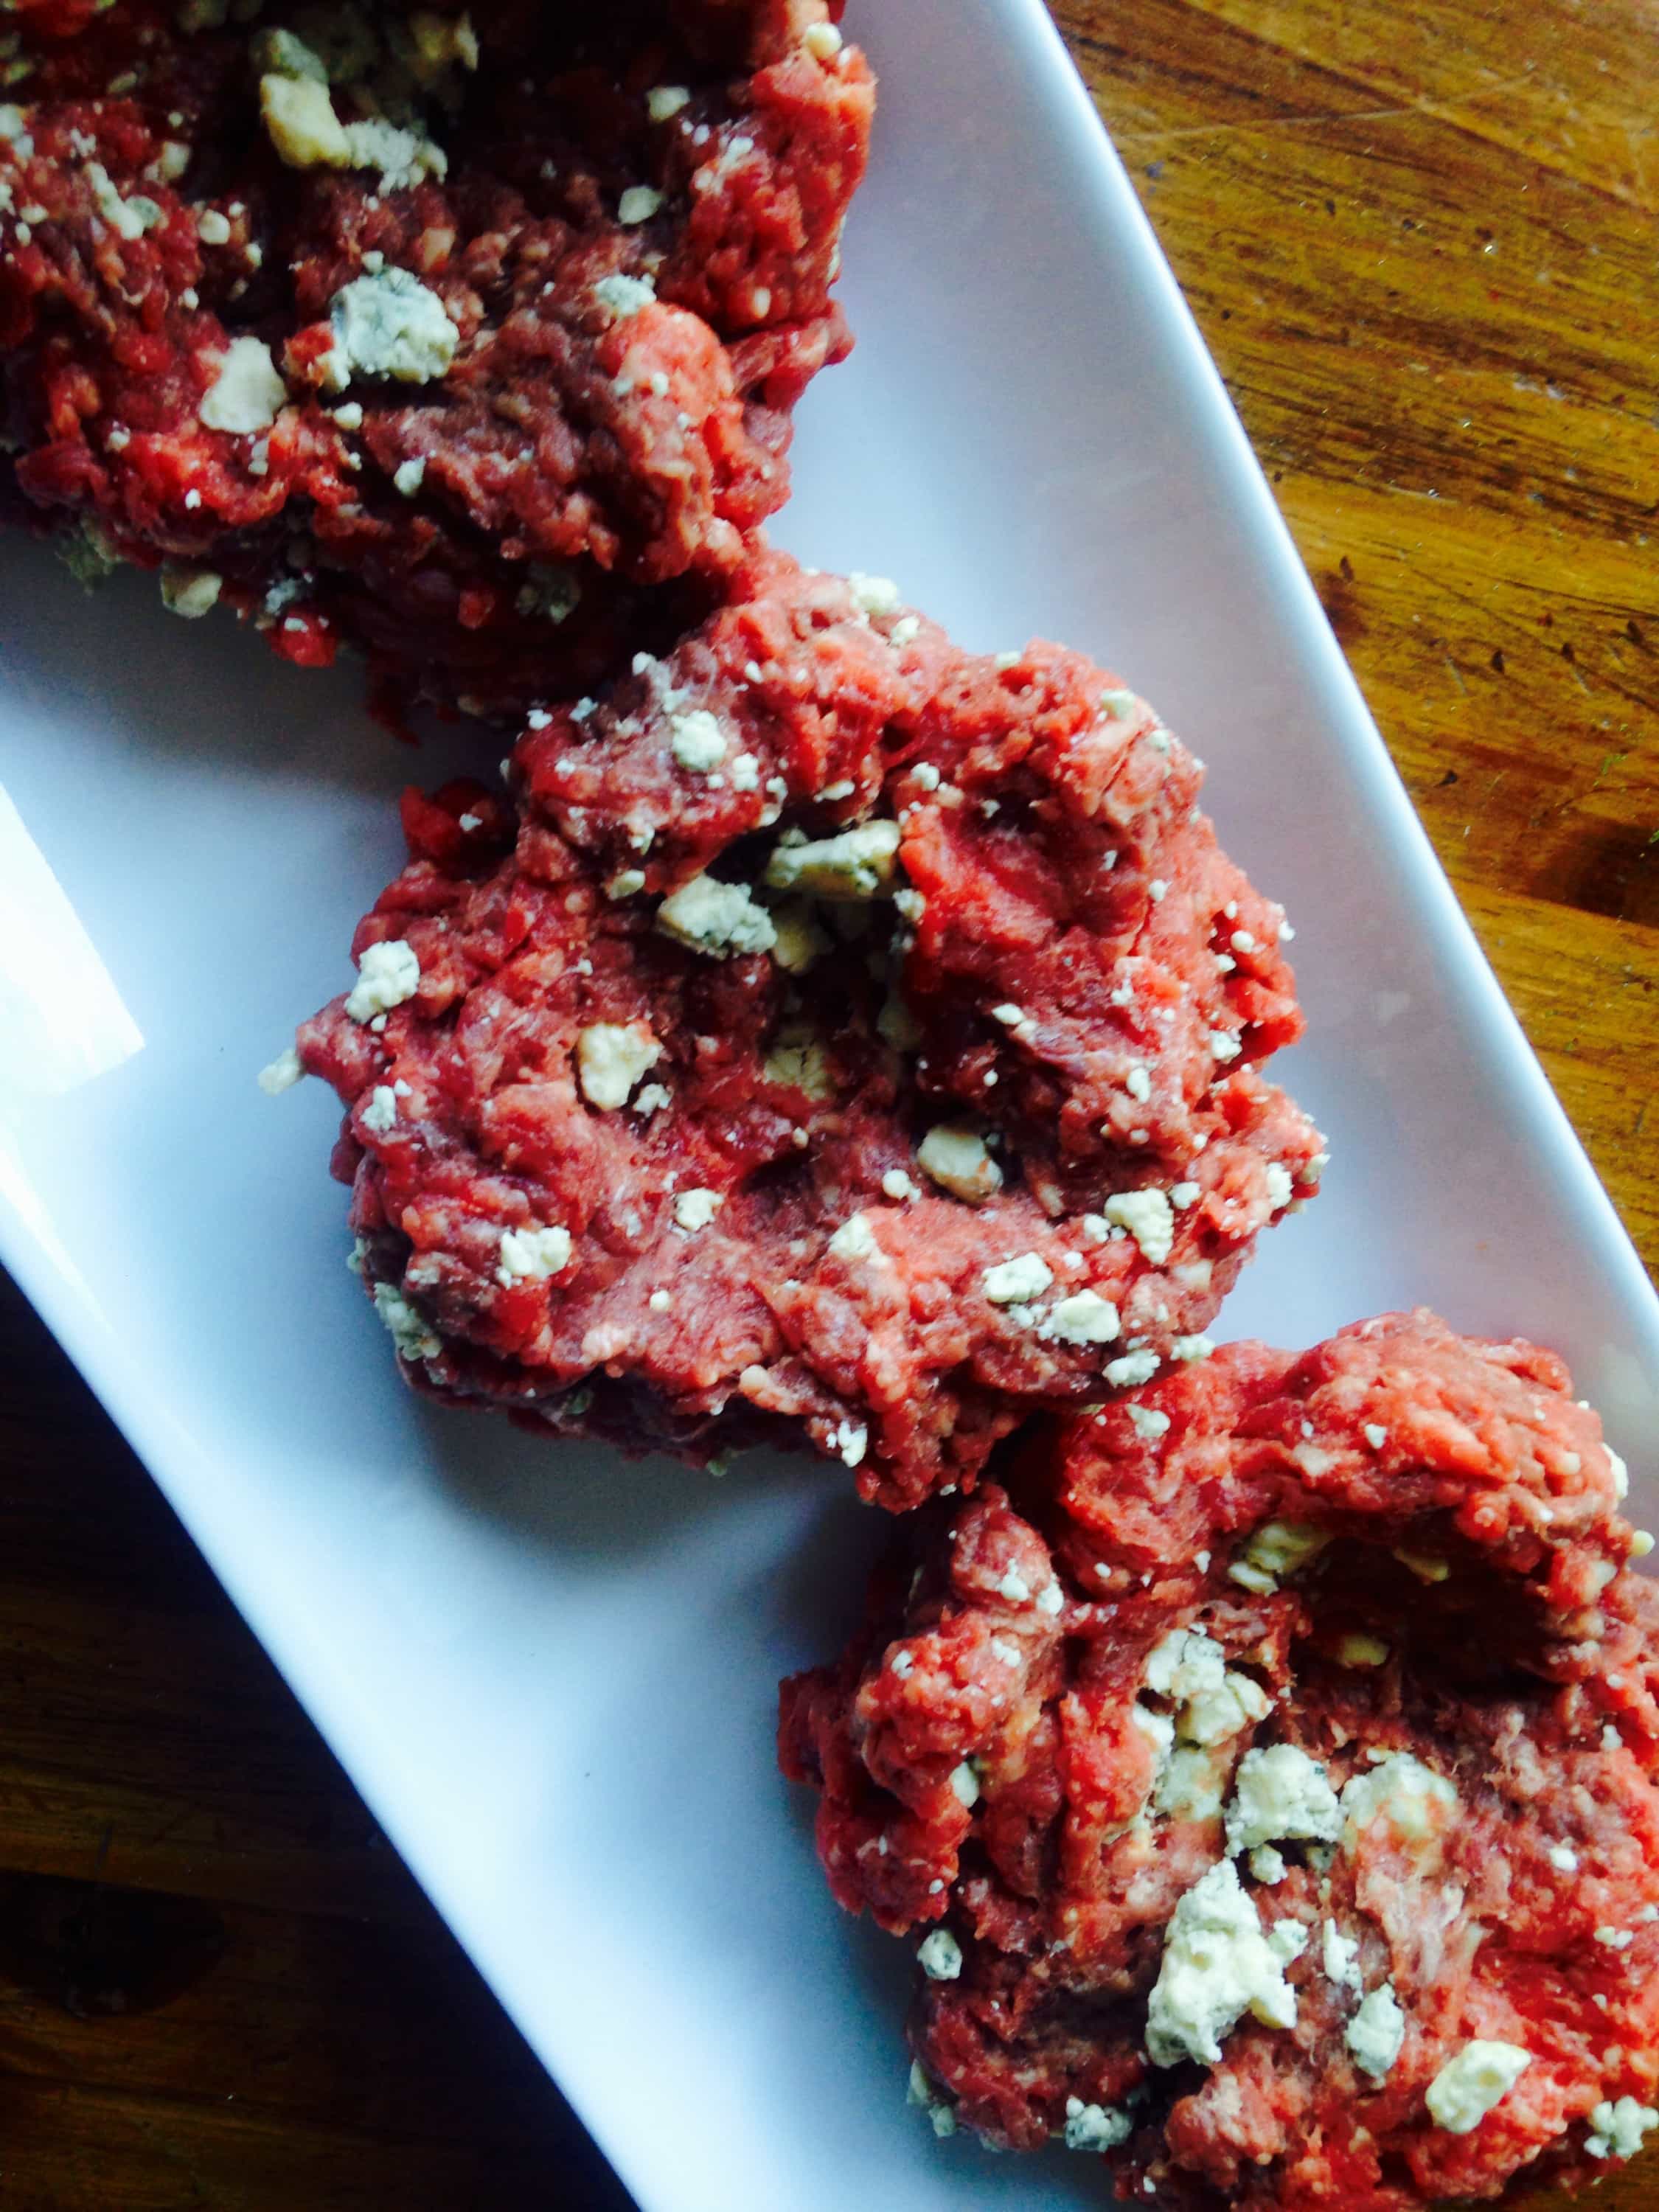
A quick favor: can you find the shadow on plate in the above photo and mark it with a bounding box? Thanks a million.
[0,536,495,799]
[417,1387,857,1568]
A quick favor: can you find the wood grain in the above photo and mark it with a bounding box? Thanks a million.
[1054,0,1659,1281]
[0,1275,634,2211]
[1,2,1655,2205]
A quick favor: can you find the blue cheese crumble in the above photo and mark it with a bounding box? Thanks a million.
[325,268,459,389]
[983,1252,1054,1306]
[344,939,420,1022]
[1063,2098,1132,2151]
[1345,1983,1406,2080]
[917,1929,962,1981]
[496,1224,573,1284]
[655,874,776,959]
[200,335,288,433]
[1425,2041,1531,2134]
[1145,1858,1307,2066]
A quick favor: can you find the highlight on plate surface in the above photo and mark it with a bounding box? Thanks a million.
[1,2,1654,2206]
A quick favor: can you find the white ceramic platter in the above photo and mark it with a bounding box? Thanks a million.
[1,2,1655,2207]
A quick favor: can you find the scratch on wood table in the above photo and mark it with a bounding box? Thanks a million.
[0,2,1654,2205]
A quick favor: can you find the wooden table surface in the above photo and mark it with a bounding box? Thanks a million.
[3,4,1656,2206]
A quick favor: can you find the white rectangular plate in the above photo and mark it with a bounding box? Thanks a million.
[1,4,1655,2207]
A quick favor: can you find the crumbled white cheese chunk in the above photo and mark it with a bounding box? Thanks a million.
[1183,1670,1272,1747]
[1103,1187,1175,1265]
[394,456,425,496]
[1150,1637,1230,1699]
[655,874,776,959]
[594,271,656,319]
[907,2060,957,2138]
[496,1224,572,1283]
[1225,1745,1342,1854]
[1105,1349,1160,1388]
[200,335,286,433]
[159,563,223,618]
[763,1033,832,1097]
[846,571,901,616]
[1132,1703,1176,1764]
[260,73,349,165]
[1363,1423,1388,1450]
[672,1189,722,1234]
[832,1420,868,1467]
[917,1929,962,1981]
[1587,2096,1659,2160]
[669,707,726,773]
[803,20,844,60]
[1128,1405,1171,1440]
[1145,1858,1307,2066]
[1547,1843,1579,1874]
[84,161,162,241]
[361,1084,400,1134]
[763,820,901,900]
[1340,1753,1458,1849]
[1321,1920,1362,1990]
[949,1761,980,1808]
[1249,1846,1286,1885]
[1145,1630,1270,1752]
[647,84,691,121]
[619,184,664,224]
[1231,1520,1329,1593]
[1346,1983,1406,2080]
[828,1212,883,1264]
[983,1252,1054,1305]
[1425,2042,1531,2135]
[1264,1161,1294,1211]
[257,1046,304,1095]
[326,268,459,388]
[575,1022,661,1110]
[1156,1745,1226,1821]
[917,1125,1001,1203]
[344,939,420,1022]
[372,1281,442,1360]
[1146,1629,1225,1703]
[633,1083,672,1118]
[1062,2098,1131,2152]
[1394,1548,1450,1583]
[1046,1290,1120,1346]
[1607,1446,1630,1500]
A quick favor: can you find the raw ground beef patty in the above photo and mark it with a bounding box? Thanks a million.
[779,1310,1659,2207]
[289,552,1324,1508]
[0,0,869,717]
